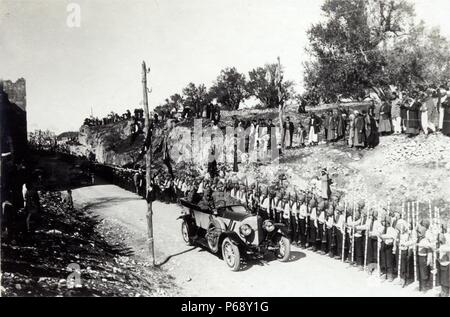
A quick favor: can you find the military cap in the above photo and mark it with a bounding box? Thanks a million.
[318,201,326,211]
[420,219,430,229]
[297,194,305,203]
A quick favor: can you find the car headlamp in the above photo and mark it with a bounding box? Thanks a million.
[239,224,253,237]
[263,220,275,232]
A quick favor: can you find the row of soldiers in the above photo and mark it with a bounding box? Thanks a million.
[169,175,450,297]
[102,164,450,297]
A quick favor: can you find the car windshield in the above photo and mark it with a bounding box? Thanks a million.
[228,206,249,214]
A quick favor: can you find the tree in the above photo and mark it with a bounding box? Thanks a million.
[304,0,415,101]
[209,67,247,110]
[247,63,294,108]
[182,83,210,117]
[164,93,184,112]
[384,22,450,89]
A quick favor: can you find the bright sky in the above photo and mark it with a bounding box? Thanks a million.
[1,0,450,133]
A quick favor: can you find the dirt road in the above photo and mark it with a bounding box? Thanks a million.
[72,184,426,297]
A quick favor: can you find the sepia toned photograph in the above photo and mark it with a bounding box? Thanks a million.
[1,0,450,303]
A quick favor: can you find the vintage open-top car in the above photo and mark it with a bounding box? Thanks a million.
[178,197,291,271]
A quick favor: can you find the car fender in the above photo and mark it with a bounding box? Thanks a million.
[274,223,289,237]
[219,231,244,248]
[177,214,192,220]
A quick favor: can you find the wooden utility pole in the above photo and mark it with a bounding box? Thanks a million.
[142,61,155,266]
[275,57,284,151]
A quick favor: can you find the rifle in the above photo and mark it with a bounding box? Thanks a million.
[351,200,355,264]
[363,202,370,271]
[413,201,418,285]
[376,202,382,277]
[432,206,440,290]
[245,178,249,208]
[396,201,405,282]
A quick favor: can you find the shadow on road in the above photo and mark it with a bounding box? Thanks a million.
[239,250,306,272]
[79,196,143,211]
[156,247,197,267]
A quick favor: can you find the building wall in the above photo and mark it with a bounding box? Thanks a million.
[1,78,28,161]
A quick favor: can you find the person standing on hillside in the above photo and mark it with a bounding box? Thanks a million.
[348,112,355,148]
[391,92,402,134]
[442,90,450,137]
[308,112,320,146]
[364,109,378,149]
[283,116,295,149]
[406,93,421,137]
[320,168,331,200]
[419,92,430,135]
[353,111,366,149]
[297,123,306,147]
[437,222,450,297]
[378,98,392,136]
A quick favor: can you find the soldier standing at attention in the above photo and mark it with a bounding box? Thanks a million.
[274,192,284,224]
[308,196,318,251]
[291,195,301,246]
[259,188,270,220]
[417,220,433,292]
[298,194,308,248]
[438,222,450,297]
[397,218,414,287]
[325,204,336,257]
[379,215,398,282]
[366,209,380,274]
[316,200,326,254]
[353,208,366,270]
[282,195,292,239]
[334,204,346,260]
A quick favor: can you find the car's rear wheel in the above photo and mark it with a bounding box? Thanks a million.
[181,220,193,246]
[221,238,241,271]
[275,235,291,262]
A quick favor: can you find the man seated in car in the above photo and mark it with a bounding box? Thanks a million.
[198,187,217,214]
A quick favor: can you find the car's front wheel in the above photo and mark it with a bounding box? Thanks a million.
[275,235,291,262]
[181,220,193,246]
[221,238,241,271]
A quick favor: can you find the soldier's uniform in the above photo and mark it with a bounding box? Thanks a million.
[274,193,284,224]
[397,219,414,285]
[268,189,277,221]
[282,196,293,241]
[291,197,301,245]
[326,206,336,257]
[230,183,239,200]
[352,210,365,269]
[438,228,450,297]
[380,216,398,281]
[298,195,308,248]
[417,220,433,292]
[259,190,270,220]
[316,200,326,253]
[334,206,345,260]
[366,211,382,273]
[308,197,318,251]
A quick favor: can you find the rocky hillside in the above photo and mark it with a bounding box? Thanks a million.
[71,120,144,166]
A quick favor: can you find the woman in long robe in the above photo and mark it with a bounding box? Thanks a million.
[365,111,378,149]
[336,108,345,140]
[442,91,450,137]
[327,111,337,142]
[378,101,392,135]
[348,113,355,148]
[354,112,366,148]
[308,113,320,145]
[406,99,421,136]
